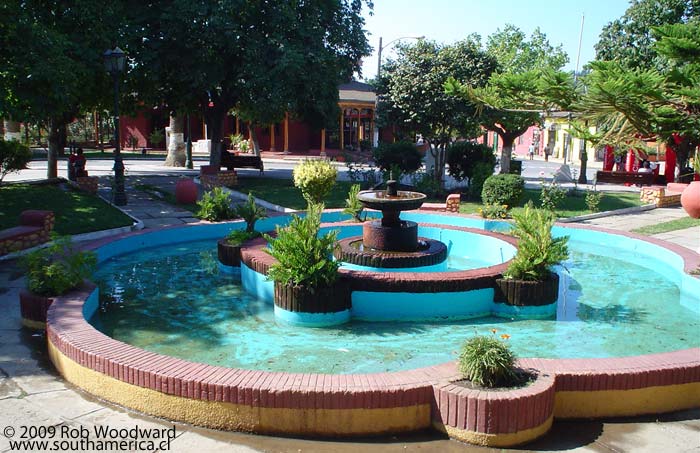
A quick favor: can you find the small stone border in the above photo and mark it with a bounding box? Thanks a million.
[334,237,447,268]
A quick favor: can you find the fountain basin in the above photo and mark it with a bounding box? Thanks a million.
[357,190,427,213]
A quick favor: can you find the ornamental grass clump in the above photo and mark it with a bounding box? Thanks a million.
[293,159,337,204]
[504,203,569,281]
[459,333,517,388]
[264,203,339,288]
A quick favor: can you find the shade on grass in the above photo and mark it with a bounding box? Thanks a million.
[0,183,134,235]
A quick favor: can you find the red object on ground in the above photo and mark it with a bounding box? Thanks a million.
[680,181,700,218]
[665,145,677,183]
[175,178,198,204]
[603,145,615,171]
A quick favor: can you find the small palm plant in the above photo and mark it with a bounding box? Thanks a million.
[504,203,569,281]
[234,192,267,233]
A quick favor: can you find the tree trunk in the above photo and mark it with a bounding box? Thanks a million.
[250,125,261,156]
[578,146,588,185]
[206,109,225,168]
[47,118,63,179]
[57,123,67,157]
[164,115,186,166]
[429,142,447,188]
[3,119,21,141]
[500,136,513,174]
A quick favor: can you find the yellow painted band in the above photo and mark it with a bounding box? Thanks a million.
[48,340,430,436]
[433,414,553,447]
[22,318,46,330]
[554,383,700,418]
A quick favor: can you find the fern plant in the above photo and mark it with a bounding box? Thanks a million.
[342,184,364,222]
[264,203,339,288]
[504,204,569,281]
[234,192,267,232]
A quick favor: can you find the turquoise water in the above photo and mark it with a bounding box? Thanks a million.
[93,239,700,374]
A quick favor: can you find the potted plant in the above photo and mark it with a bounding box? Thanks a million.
[264,203,350,316]
[19,235,97,328]
[217,193,267,266]
[433,331,555,447]
[494,204,569,306]
[680,150,700,218]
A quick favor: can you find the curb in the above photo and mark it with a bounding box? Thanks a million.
[558,204,657,223]
[193,177,297,213]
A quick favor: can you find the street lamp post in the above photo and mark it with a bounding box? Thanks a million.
[373,35,424,147]
[185,114,193,169]
[103,47,127,206]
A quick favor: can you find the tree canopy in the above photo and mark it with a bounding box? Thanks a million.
[486,24,569,73]
[376,38,497,184]
[594,0,700,71]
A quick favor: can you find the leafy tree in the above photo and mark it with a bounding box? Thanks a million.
[486,24,569,73]
[376,39,497,186]
[578,22,700,178]
[594,0,700,71]
[127,0,370,166]
[0,1,121,178]
[0,139,32,183]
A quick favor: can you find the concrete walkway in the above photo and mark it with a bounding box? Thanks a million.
[1,172,699,452]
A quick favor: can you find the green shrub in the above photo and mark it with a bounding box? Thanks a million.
[540,180,567,212]
[234,192,267,232]
[372,141,422,175]
[22,235,97,296]
[0,139,32,183]
[458,333,517,388]
[504,204,569,281]
[342,184,365,222]
[293,159,337,204]
[410,171,442,197]
[481,174,524,208]
[479,203,509,219]
[149,130,164,147]
[446,141,495,182]
[196,187,236,221]
[225,229,259,246]
[469,161,495,200]
[585,189,603,212]
[264,203,339,287]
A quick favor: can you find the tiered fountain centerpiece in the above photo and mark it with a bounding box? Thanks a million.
[335,180,448,268]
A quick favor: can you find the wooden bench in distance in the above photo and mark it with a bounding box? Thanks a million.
[596,170,654,186]
[220,151,264,174]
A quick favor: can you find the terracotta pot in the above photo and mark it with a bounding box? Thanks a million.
[217,238,241,266]
[493,272,559,306]
[175,178,198,204]
[680,181,700,218]
[273,280,350,313]
[19,290,53,326]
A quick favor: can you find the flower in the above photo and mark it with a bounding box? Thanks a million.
[501,334,511,340]
[491,328,497,334]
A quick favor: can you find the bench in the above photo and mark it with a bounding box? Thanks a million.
[0,210,55,256]
[595,171,654,186]
[220,151,264,174]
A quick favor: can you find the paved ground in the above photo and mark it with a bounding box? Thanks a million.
[1,163,699,452]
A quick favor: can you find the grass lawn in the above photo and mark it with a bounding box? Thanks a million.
[631,217,700,235]
[236,178,356,210]
[459,188,643,218]
[0,183,134,235]
[133,183,199,213]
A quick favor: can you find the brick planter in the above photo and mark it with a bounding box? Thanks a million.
[432,372,556,447]
[273,280,351,313]
[19,290,54,329]
[217,238,241,267]
[493,272,559,306]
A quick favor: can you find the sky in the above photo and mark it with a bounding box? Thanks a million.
[358,0,631,80]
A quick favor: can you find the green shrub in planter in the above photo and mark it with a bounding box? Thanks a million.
[469,161,496,200]
[264,203,339,288]
[22,235,97,296]
[225,229,260,246]
[481,174,524,207]
[504,204,569,281]
[234,192,267,232]
[293,159,337,204]
[459,333,517,388]
[196,187,236,221]
[342,184,365,222]
[447,141,495,183]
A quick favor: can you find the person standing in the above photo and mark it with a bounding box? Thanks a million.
[528,143,535,160]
